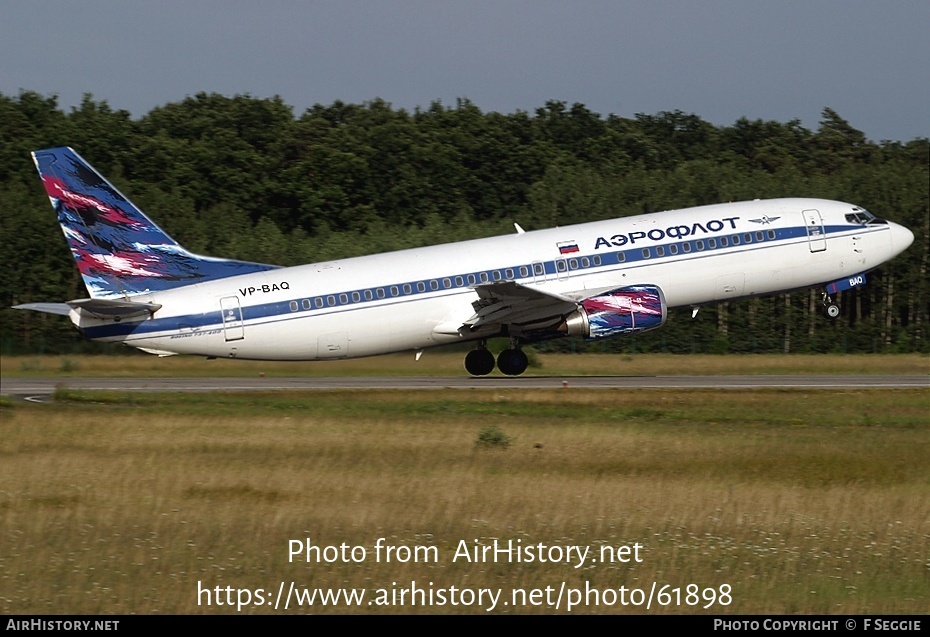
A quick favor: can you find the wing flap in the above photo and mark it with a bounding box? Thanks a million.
[466,281,579,328]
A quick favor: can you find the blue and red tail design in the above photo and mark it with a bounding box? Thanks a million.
[32,147,277,299]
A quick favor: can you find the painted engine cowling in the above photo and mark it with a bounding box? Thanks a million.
[564,285,667,340]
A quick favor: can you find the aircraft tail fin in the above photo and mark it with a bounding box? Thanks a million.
[32,147,277,299]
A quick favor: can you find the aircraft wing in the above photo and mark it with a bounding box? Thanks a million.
[465,280,579,328]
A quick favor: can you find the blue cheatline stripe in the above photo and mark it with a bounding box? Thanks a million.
[83,224,883,341]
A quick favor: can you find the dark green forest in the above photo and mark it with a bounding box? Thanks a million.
[1,91,927,355]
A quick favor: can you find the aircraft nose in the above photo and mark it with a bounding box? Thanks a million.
[889,221,915,255]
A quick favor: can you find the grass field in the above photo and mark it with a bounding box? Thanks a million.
[2,372,928,614]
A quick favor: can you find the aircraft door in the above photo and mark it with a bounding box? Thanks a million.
[802,209,827,252]
[220,296,244,341]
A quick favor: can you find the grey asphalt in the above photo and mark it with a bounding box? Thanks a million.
[2,375,927,399]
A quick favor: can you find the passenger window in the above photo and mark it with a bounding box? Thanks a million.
[519,266,529,277]
[327,295,336,306]
[364,290,373,300]
[390,286,399,297]
[403,284,412,294]
[455,276,464,287]
[655,246,665,257]
[351,291,361,302]
[339,294,348,305]
[592,256,602,266]
[669,244,678,255]
[289,301,298,312]
[315,297,324,308]
[417,282,426,292]
[302,299,311,310]
[682,243,691,253]
[443,278,452,288]
[696,240,705,251]
[708,239,717,249]
[616,252,626,263]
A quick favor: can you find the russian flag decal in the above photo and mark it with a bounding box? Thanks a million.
[558,241,579,254]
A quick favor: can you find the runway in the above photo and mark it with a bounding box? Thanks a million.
[2,375,927,399]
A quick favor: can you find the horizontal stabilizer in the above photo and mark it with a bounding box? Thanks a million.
[15,298,162,320]
[67,298,162,319]
[12,302,73,316]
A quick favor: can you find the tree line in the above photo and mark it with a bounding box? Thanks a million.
[1,91,927,355]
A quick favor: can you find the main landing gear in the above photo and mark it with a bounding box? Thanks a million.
[497,347,529,376]
[464,340,529,376]
[464,345,495,376]
[821,292,840,319]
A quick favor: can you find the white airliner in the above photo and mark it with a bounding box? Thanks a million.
[15,147,914,375]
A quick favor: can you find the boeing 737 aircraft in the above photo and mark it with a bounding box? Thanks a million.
[15,147,914,375]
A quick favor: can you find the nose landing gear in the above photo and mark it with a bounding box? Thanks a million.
[821,292,840,319]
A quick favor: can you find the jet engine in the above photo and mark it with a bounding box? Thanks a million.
[562,284,667,340]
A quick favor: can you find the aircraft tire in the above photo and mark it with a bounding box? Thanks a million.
[464,348,496,376]
[824,303,840,319]
[497,348,529,376]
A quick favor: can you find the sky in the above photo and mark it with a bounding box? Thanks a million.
[2,1,928,142]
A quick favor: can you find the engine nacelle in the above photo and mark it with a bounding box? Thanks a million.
[564,284,667,340]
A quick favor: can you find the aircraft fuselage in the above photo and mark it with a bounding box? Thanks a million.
[70,198,910,361]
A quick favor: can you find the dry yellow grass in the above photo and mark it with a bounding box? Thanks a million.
[2,388,928,614]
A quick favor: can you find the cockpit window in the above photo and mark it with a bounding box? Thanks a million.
[845,208,887,225]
